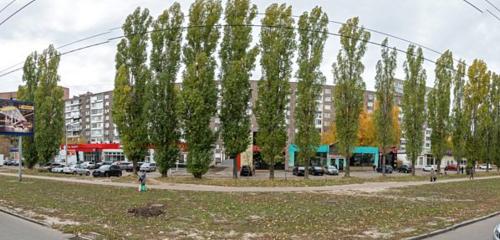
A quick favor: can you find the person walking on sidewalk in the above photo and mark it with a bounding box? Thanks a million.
[138,171,147,192]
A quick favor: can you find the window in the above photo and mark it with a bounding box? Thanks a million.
[324,113,331,119]
[324,105,331,110]
[324,97,331,102]
[325,88,331,94]
[91,109,103,115]
[104,95,109,99]
[105,102,110,106]
[105,116,110,121]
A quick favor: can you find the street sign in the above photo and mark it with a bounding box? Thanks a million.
[0,99,34,136]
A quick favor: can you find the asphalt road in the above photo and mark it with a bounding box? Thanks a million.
[0,211,70,240]
[426,214,500,240]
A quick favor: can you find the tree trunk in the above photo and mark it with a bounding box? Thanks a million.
[436,157,441,174]
[269,162,275,180]
[304,156,309,179]
[345,151,350,177]
[133,160,137,175]
[382,150,386,177]
[411,155,416,176]
[233,156,238,179]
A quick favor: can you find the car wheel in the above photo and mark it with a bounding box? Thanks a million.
[105,172,109,177]
[86,172,90,176]
[118,172,122,177]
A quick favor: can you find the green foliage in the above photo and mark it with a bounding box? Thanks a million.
[147,3,184,177]
[33,45,64,165]
[490,73,500,170]
[219,0,258,178]
[401,45,427,176]
[181,0,222,178]
[255,3,295,179]
[17,53,39,168]
[464,60,490,166]
[295,6,328,179]
[428,50,453,171]
[113,7,152,172]
[451,60,467,169]
[374,38,397,176]
[332,17,370,177]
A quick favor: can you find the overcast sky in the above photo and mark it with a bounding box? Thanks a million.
[0,0,499,97]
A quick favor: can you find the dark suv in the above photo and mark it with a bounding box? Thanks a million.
[240,165,255,177]
[92,165,122,177]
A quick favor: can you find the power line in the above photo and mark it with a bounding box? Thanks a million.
[0,0,16,15]
[487,9,500,21]
[0,0,36,27]
[463,0,484,13]
[484,0,500,13]
[0,23,452,79]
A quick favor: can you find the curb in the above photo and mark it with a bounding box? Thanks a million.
[0,206,50,227]
[405,211,500,240]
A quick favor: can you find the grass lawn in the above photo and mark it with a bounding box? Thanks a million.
[0,175,499,239]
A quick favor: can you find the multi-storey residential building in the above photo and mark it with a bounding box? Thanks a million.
[64,91,118,144]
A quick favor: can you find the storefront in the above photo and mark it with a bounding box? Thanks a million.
[61,143,121,163]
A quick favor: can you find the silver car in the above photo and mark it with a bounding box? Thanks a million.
[325,165,339,175]
[494,224,500,240]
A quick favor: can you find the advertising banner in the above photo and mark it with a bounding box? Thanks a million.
[0,99,34,136]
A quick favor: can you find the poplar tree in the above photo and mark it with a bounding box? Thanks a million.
[180,0,222,178]
[295,6,328,179]
[113,7,152,173]
[451,60,467,173]
[482,72,497,171]
[219,0,258,179]
[490,73,500,171]
[255,3,295,179]
[464,60,490,170]
[332,17,370,177]
[33,45,64,165]
[17,53,39,169]
[401,45,427,176]
[374,38,397,176]
[428,50,453,172]
[147,3,183,177]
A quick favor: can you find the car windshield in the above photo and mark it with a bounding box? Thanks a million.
[99,165,109,170]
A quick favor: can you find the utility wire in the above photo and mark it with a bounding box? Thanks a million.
[0,0,16,15]
[0,23,453,79]
[487,9,500,21]
[463,0,484,13]
[484,0,500,13]
[0,0,36,27]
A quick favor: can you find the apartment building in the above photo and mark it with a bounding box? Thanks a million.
[64,91,118,144]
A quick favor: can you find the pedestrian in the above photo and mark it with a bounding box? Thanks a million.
[469,165,474,180]
[430,169,437,182]
[138,171,147,192]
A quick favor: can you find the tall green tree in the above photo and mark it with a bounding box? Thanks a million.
[295,6,328,179]
[33,45,64,166]
[490,73,500,171]
[180,0,222,178]
[113,7,152,174]
[451,60,467,173]
[464,60,490,170]
[255,3,295,179]
[428,50,453,172]
[219,0,258,179]
[401,45,427,176]
[17,53,39,169]
[374,38,397,177]
[482,72,497,172]
[147,3,183,177]
[332,17,370,177]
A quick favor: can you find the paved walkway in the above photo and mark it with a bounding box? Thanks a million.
[0,211,71,240]
[1,173,499,193]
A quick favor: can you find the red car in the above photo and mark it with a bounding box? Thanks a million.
[444,164,458,171]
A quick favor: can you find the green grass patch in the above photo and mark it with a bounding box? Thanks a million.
[0,175,499,239]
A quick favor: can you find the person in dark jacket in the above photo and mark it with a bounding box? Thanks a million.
[138,171,147,192]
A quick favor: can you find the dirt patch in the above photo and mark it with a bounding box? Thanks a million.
[127,203,165,217]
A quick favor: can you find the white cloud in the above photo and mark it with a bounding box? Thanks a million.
[0,0,499,96]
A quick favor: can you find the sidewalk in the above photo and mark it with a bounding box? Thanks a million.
[1,172,499,193]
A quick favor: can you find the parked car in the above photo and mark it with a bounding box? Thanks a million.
[140,162,157,172]
[81,161,96,170]
[479,164,493,170]
[117,162,133,171]
[422,165,434,172]
[4,160,13,166]
[325,165,339,175]
[135,162,144,172]
[444,164,458,171]
[293,166,306,176]
[398,164,412,173]
[40,163,61,172]
[51,164,66,173]
[309,166,325,176]
[240,165,255,177]
[92,165,122,177]
[63,164,90,176]
[377,165,394,174]
[494,223,500,240]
